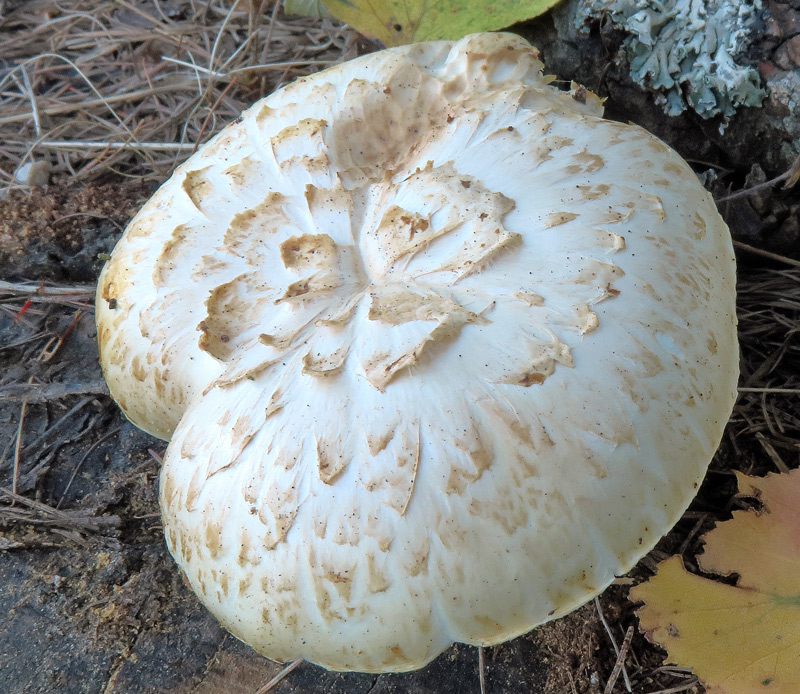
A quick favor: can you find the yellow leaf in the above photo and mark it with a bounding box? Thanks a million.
[700,471,800,597]
[321,0,562,46]
[631,469,800,694]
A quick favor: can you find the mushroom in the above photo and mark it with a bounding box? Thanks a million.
[96,32,738,672]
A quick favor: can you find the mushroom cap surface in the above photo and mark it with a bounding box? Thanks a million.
[96,32,738,672]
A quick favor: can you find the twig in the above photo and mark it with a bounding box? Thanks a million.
[0,53,136,137]
[738,387,800,394]
[715,152,800,203]
[643,679,701,694]
[595,598,632,692]
[160,56,338,77]
[566,669,579,694]
[12,381,31,497]
[733,241,800,269]
[604,626,634,694]
[38,307,87,362]
[0,280,95,297]
[252,658,303,694]
[228,59,338,75]
[51,211,124,233]
[20,396,94,454]
[0,1,354,181]
[261,0,283,66]
[0,486,120,533]
[192,75,238,153]
[206,0,243,89]
[716,176,789,203]
[677,515,708,556]
[39,139,195,151]
[160,55,226,78]
[755,431,790,473]
[20,65,41,137]
[57,426,122,508]
[0,380,109,403]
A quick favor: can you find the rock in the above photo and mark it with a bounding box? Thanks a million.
[774,35,800,69]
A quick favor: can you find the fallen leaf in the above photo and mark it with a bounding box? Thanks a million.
[631,469,800,694]
[319,0,562,46]
[283,0,332,19]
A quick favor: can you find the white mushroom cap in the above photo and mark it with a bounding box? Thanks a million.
[96,33,738,672]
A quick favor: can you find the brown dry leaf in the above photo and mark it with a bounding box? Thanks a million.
[318,0,562,46]
[631,469,800,694]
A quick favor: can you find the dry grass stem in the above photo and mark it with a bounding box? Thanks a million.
[0,0,357,184]
[0,485,120,534]
[595,598,632,692]
[0,379,109,403]
[11,384,28,496]
[732,268,800,471]
[603,626,634,694]
[56,425,121,508]
[733,241,800,269]
[715,152,800,203]
[253,657,304,694]
[0,280,95,298]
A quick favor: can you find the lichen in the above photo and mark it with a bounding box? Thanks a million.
[579,0,766,121]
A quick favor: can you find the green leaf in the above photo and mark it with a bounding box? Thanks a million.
[319,0,562,46]
[284,0,332,19]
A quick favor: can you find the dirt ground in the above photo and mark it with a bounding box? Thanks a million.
[1,2,799,694]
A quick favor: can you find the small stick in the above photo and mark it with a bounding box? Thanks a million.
[21,396,94,454]
[38,306,86,362]
[0,83,192,126]
[261,0,282,66]
[0,486,120,531]
[566,669,579,694]
[677,516,708,556]
[595,597,632,692]
[51,211,124,233]
[0,53,135,137]
[12,384,31,498]
[478,646,486,694]
[715,152,800,203]
[603,626,634,694]
[715,175,789,203]
[645,679,701,694]
[755,432,790,473]
[227,59,337,75]
[39,140,193,152]
[13,279,44,322]
[192,76,238,153]
[0,280,94,297]
[732,241,800,269]
[57,426,122,508]
[206,0,243,90]
[20,65,42,137]
[0,380,109,403]
[738,387,800,394]
[253,658,303,694]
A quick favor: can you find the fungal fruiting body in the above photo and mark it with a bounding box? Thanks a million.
[96,33,738,672]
